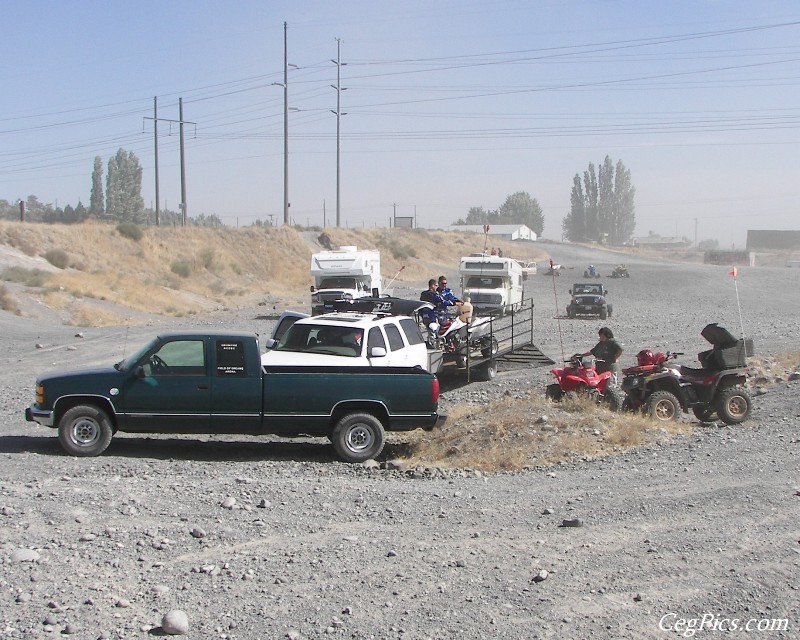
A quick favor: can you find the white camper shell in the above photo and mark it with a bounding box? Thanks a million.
[309,246,381,315]
[459,254,524,315]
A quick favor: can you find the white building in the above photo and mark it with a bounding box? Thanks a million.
[450,224,537,242]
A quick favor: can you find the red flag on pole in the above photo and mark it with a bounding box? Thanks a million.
[484,224,490,233]
[729,266,738,277]
[550,258,554,268]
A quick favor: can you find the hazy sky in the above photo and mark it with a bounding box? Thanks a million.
[2,1,799,247]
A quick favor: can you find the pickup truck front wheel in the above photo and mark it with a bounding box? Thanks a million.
[58,405,113,457]
[331,413,385,463]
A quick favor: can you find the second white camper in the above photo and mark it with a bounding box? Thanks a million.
[459,254,524,315]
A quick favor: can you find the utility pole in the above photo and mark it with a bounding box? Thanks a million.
[282,22,289,225]
[179,98,188,226]
[694,217,698,248]
[331,38,346,227]
[154,97,160,226]
[144,103,195,226]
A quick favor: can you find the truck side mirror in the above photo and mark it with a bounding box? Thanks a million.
[372,287,379,297]
[604,289,608,295]
[369,346,387,358]
[134,365,146,379]
[264,338,277,349]
[568,289,573,294]
[310,285,316,292]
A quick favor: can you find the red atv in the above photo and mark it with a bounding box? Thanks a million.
[620,324,753,424]
[546,354,625,410]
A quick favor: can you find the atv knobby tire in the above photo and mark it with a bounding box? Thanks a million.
[645,391,681,422]
[714,386,752,425]
[603,386,625,412]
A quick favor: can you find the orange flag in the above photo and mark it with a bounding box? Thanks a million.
[729,266,738,277]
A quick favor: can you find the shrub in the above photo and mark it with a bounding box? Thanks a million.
[43,249,69,269]
[0,284,19,313]
[117,222,143,241]
[198,247,215,269]
[1,267,51,287]
[171,260,191,278]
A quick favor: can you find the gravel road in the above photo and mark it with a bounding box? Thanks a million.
[1,244,798,639]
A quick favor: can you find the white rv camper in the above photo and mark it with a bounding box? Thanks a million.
[459,254,524,315]
[309,246,382,315]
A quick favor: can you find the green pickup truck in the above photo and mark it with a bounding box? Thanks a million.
[25,331,445,463]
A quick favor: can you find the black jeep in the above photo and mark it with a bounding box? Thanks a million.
[566,282,612,319]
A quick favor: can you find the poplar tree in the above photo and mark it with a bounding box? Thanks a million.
[89,156,104,218]
[106,149,145,223]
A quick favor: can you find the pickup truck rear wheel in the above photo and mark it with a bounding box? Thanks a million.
[331,413,386,463]
[58,405,113,457]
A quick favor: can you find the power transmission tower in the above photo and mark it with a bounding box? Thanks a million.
[143,99,196,226]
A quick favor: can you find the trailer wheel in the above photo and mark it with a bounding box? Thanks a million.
[331,413,386,463]
[481,337,499,358]
[480,360,497,381]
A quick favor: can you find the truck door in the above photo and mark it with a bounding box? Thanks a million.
[121,338,211,432]
[210,337,262,432]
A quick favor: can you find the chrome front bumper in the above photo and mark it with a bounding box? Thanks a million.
[25,405,54,427]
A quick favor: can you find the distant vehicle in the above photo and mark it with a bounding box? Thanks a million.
[610,264,630,278]
[309,246,382,315]
[460,254,524,315]
[584,265,601,278]
[567,282,612,319]
[517,260,538,280]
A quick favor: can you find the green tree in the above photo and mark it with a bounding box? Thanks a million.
[455,206,493,225]
[611,159,636,245]
[106,148,145,223]
[563,156,635,244]
[497,191,544,235]
[191,213,225,228]
[563,175,587,241]
[89,156,104,218]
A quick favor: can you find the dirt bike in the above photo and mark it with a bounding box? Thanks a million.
[620,324,753,424]
[546,354,624,410]
[427,306,498,368]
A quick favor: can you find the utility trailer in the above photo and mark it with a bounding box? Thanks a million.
[320,296,554,383]
[439,298,555,383]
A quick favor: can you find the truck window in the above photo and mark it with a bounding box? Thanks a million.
[399,318,424,345]
[384,324,405,352]
[146,339,205,376]
[367,327,386,351]
[216,340,247,377]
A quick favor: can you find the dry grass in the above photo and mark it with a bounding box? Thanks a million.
[0,220,548,326]
[404,390,692,472]
[0,284,19,314]
[745,354,800,385]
